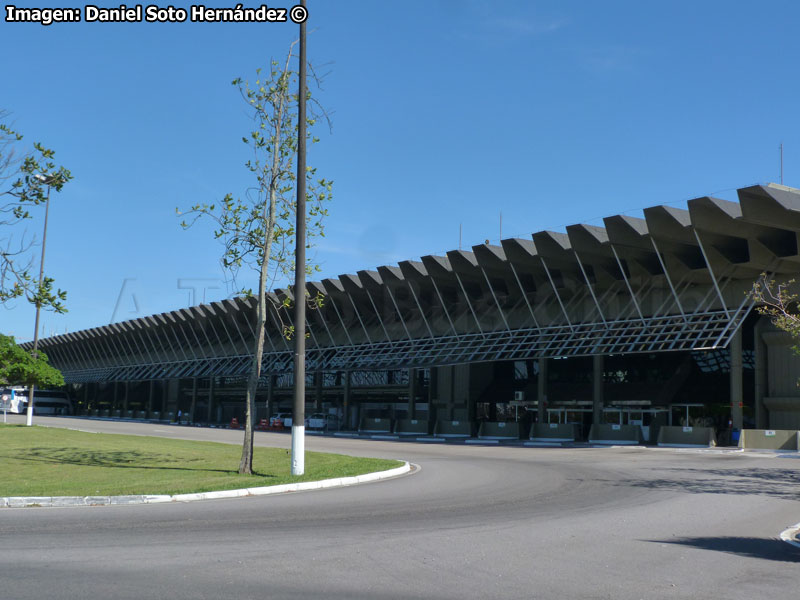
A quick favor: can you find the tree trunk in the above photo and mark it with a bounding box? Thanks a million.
[239,303,266,474]
[238,58,289,474]
[239,208,276,474]
[239,227,273,474]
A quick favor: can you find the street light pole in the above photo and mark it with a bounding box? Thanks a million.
[26,176,53,427]
[291,0,308,475]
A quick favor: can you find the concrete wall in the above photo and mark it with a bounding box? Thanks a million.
[434,419,473,437]
[436,365,470,402]
[739,429,800,450]
[359,417,392,433]
[478,422,521,439]
[434,363,497,422]
[588,424,643,444]
[763,331,800,429]
[763,397,800,430]
[657,425,716,447]
[394,418,431,435]
[529,423,579,442]
[434,365,469,420]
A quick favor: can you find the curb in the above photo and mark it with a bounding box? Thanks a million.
[779,521,800,549]
[1,461,413,508]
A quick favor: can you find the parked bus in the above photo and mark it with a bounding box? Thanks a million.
[0,388,73,416]
[1,387,26,414]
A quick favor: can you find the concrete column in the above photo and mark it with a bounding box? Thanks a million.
[408,368,416,419]
[448,366,456,421]
[730,328,743,431]
[266,375,274,419]
[190,377,198,423]
[122,381,129,414]
[315,371,323,410]
[83,383,89,411]
[166,379,179,414]
[208,376,216,423]
[148,380,155,415]
[593,355,604,425]
[537,358,548,423]
[428,367,437,423]
[753,318,767,429]
[343,371,351,430]
[113,382,119,412]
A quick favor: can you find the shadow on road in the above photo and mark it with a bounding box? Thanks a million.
[621,467,800,500]
[648,536,800,563]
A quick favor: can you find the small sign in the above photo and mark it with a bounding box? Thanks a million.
[765,430,776,437]
[411,419,418,425]
[375,418,381,423]
[683,426,693,433]
[550,423,558,429]
[612,424,621,431]
[498,422,506,428]
[453,420,460,425]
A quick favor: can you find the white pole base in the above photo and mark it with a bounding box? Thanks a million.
[26,405,33,427]
[291,425,305,475]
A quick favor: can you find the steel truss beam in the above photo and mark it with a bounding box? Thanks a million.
[58,302,751,382]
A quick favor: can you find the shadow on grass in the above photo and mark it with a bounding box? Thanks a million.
[618,467,800,501]
[648,536,800,563]
[5,447,278,478]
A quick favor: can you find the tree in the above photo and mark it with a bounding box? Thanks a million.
[0,111,72,312]
[178,45,332,474]
[0,333,64,388]
[751,274,800,347]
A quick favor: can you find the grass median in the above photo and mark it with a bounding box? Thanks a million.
[0,424,402,497]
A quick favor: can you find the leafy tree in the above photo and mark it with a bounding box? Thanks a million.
[0,111,72,312]
[0,333,64,388]
[178,44,332,474]
[751,274,800,347]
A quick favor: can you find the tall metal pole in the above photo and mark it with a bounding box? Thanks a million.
[291,0,308,475]
[26,181,52,427]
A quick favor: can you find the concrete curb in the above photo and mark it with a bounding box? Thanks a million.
[779,521,800,549]
[0,461,412,509]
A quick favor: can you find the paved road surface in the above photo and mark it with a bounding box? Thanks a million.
[1,416,798,599]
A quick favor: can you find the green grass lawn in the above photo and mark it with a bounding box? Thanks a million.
[0,424,401,497]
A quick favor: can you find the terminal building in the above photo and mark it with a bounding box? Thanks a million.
[25,183,800,442]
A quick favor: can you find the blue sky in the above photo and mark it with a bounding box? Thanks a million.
[2,0,798,341]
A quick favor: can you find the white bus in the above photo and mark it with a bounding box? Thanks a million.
[0,388,73,416]
[1,388,25,414]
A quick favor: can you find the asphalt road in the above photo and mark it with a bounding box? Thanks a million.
[1,416,798,599]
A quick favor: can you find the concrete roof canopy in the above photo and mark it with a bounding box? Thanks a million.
[24,184,800,381]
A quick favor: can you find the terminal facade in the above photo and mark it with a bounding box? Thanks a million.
[26,184,800,440]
